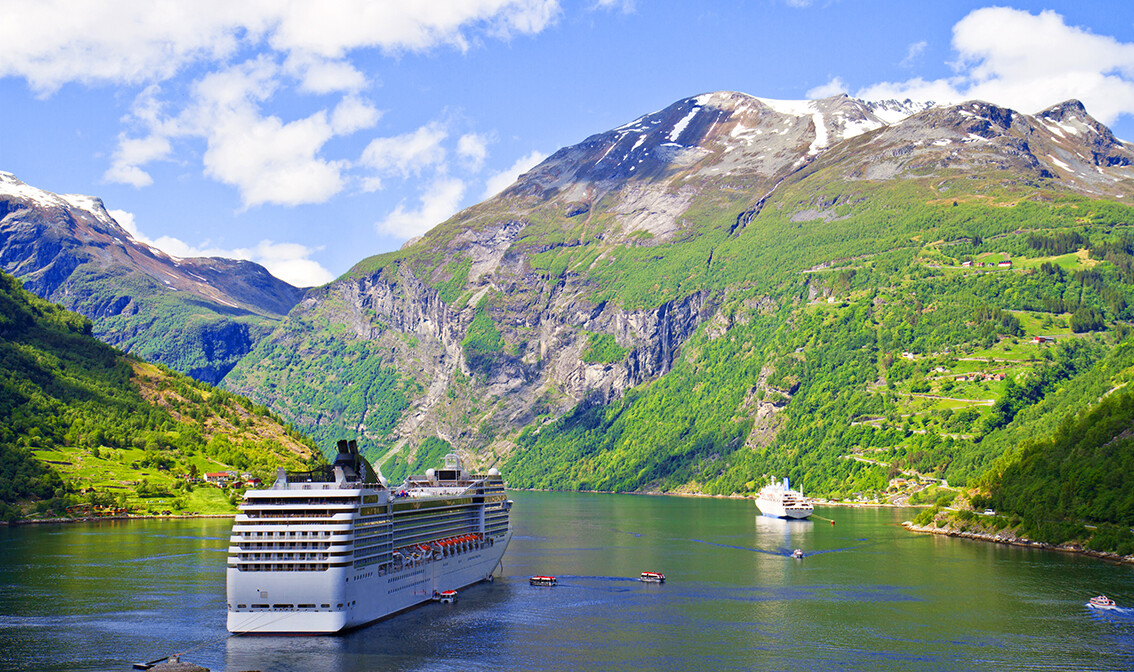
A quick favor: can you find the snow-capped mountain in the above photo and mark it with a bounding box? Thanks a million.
[0,172,304,382]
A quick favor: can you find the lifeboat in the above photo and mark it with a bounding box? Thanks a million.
[639,571,665,583]
[529,575,558,587]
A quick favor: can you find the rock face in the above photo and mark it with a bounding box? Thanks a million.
[0,172,304,383]
[224,92,1134,468]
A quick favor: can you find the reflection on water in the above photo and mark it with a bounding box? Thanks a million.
[1,494,1133,671]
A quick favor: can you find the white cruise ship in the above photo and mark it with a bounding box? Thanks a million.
[226,440,512,634]
[755,477,813,519]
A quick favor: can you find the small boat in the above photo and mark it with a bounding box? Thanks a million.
[529,576,558,587]
[639,571,665,583]
[792,548,804,559]
[1088,594,1117,609]
[433,589,458,604]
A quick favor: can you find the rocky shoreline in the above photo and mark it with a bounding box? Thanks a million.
[902,520,1134,566]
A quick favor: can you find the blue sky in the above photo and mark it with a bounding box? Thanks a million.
[3,1,1134,286]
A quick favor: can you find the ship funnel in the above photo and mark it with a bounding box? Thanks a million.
[783,477,790,490]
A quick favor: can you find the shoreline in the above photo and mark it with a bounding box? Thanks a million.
[1,513,236,528]
[902,520,1134,566]
[511,487,909,507]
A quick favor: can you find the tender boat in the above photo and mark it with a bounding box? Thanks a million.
[1088,594,1117,609]
[792,548,804,559]
[639,571,665,583]
[434,589,458,604]
[530,576,558,587]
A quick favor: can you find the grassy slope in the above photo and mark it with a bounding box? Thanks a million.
[0,271,321,521]
[497,179,1134,496]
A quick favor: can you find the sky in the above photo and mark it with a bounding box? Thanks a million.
[4,1,1134,287]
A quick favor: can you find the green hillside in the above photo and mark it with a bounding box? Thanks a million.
[221,96,1134,509]
[0,271,321,522]
[469,180,1134,492]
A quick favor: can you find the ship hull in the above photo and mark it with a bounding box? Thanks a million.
[755,499,813,519]
[228,530,511,634]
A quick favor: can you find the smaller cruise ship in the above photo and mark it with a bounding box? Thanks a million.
[755,477,814,519]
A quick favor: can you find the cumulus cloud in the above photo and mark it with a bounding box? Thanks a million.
[360,122,449,184]
[483,150,547,198]
[0,1,561,94]
[104,135,172,187]
[852,8,1134,125]
[806,77,848,99]
[106,58,376,207]
[108,208,334,286]
[376,177,467,238]
[457,133,490,171]
[4,1,561,207]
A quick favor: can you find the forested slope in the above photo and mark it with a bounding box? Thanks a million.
[0,271,320,521]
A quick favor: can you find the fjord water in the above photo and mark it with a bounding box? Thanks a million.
[1,493,1132,671]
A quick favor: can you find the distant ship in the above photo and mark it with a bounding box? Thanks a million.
[755,477,814,519]
[226,440,512,634]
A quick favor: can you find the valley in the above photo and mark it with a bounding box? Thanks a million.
[5,91,1134,557]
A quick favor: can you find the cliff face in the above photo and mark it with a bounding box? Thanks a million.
[0,172,304,384]
[223,92,1134,477]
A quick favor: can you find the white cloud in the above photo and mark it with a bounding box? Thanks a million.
[901,40,927,68]
[4,1,561,206]
[108,208,334,286]
[0,1,561,94]
[852,8,1134,125]
[591,0,635,12]
[360,122,449,181]
[376,177,467,238]
[331,96,382,135]
[457,133,490,171]
[806,77,848,99]
[483,150,547,198]
[103,134,172,188]
[283,54,367,95]
[106,58,381,207]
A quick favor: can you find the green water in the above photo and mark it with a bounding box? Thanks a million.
[1,492,1132,671]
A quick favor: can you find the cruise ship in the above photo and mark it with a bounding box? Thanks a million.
[755,477,814,519]
[226,440,512,634]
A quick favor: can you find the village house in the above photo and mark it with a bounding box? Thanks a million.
[204,472,230,486]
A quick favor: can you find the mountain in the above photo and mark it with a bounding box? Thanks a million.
[0,269,320,521]
[0,171,305,383]
[184,93,1134,495]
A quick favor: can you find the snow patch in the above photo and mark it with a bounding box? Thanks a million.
[1048,155,1071,171]
[0,172,65,209]
[1043,120,1066,139]
[840,118,883,140]
[754,97,814,117]
[1056,120,1083,136]
[669,107,700,143]
[808,112,828,155]
[60,193,102,216]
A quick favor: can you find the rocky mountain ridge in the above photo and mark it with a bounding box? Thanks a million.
[0,172,304,382]
[224,91,1134,477]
